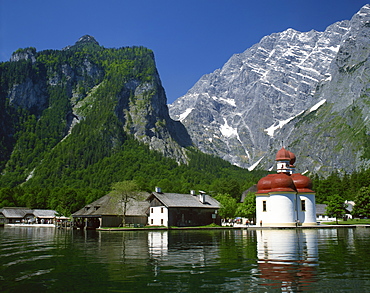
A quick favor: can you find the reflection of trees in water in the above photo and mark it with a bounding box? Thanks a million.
[3,228,370,291]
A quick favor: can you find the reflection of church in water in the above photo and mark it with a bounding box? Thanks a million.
[256,147,317,227]
[257,229,318,291]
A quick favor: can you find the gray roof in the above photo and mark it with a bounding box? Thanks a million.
[316,204,327,215]
[72,192,150,217]
[149,192,220,209]
[0,207,33,218]
[241,184,258,202]
[0,208,57,218]
[33,209,57,218]
[345,201,355,212]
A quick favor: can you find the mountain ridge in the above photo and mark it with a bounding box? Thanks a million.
[169,4,370,175]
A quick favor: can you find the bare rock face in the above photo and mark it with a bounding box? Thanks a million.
[10,48,37,63]
[8,78,47,113]
[169,4,370,174]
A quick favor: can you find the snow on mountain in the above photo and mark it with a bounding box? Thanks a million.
[169,5,370,173]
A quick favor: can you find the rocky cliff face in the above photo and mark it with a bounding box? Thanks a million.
[169,5,370,174]
[1,36,192,185]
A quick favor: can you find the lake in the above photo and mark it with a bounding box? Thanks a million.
[1,227,369,292]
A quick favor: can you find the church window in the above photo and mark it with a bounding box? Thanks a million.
[262,201,267,212]
[301,200,306,211]
[161,207,164,213]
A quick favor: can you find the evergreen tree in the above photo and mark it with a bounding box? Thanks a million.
[325,194,347,224]
[352,187,370,218]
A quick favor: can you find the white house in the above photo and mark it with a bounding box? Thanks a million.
[147,189,220,227]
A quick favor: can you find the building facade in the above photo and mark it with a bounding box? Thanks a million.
[147,189,221,227]
[0,207,60,224]
[256,147,317,227]
[72,193,150,229]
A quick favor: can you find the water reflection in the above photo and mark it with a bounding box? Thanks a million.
[1,227,370,292]
[256,229,319,291]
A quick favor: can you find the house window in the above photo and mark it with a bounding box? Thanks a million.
[161,207,164,213]
[301,200,306,211]
[151,219,153,224]
[151,208,153,213]
[262,201,267,212]
[161,219,163,225]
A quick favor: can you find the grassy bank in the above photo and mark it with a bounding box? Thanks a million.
[321,219,370,225]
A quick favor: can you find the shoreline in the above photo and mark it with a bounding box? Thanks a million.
[3,223,369,231]
[4,223,58,228]
[98,224,370,231]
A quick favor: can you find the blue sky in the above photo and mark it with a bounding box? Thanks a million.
[1,0,368,104]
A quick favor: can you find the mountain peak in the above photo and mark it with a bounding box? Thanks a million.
[75,35,100,46]
[169,5,370,175]
[63,35,100,51]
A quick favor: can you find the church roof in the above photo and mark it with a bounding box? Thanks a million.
[275,147,291,161]
[258,147,315,194]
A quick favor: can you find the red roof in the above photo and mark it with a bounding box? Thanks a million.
[291,173,314,193]
[275,147,291,161]
[288,150,296,165]
[256,148,314,194]
[270,173,297,192]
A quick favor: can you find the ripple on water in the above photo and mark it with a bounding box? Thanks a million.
[14,268,54,281]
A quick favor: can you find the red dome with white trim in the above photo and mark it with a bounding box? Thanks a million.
[256,148,314,194]
[291,173,314,193]
[275,147,291,161]
[256,174,276,194]
[288,151,296,166]
[270,173,296,192]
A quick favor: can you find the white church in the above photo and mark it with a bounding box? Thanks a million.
[256,147,317,227]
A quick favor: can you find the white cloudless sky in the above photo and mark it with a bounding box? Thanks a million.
[1,0,368,103]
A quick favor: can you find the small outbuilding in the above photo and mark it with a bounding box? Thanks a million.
[0,207,33,224]
[0,207,59,224]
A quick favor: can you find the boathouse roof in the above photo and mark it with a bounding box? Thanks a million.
[72,192,150,218]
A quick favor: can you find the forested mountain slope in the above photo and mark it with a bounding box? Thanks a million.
[0,36,267,213]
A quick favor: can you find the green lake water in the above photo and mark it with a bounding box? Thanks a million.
[0,227,369,292]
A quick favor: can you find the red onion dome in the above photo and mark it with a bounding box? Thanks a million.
[270,173,297,192]
[288,150,296,166]
[275,147,291,161]
[291,173,314,193]
[256,174,276,194]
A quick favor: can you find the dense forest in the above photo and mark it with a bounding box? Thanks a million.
[1,36,369,217]
[0,36,268,215]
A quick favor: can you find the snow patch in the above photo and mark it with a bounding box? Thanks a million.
[309,99,326,112]
[220,118,238,138]
[264,111,304,138]
[211,96,236,107]
[179,108,194,121]
[248,156,264,171]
